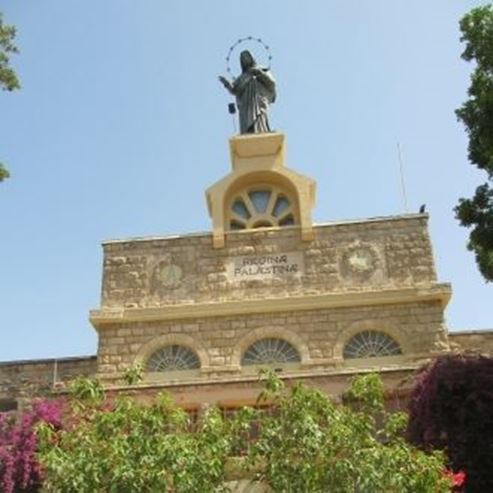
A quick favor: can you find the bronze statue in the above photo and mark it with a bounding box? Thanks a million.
[219,50,276,134]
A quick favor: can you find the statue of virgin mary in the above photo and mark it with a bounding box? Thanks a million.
[219,50,276,134]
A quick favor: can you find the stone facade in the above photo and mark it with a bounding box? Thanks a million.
[97,215,440,310]
[0,132,490,409]
[95,297,448,381]
[86,214,452,405]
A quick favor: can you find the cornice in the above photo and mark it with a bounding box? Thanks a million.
[94,363,423,393]
[89,283,452,330]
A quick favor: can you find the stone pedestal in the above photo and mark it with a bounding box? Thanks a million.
[206,133,316,248]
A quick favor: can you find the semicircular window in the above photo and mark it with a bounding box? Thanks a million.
[343,331,402,359]
[146,345,200,372]
[229,187,296,231]
[242,338,301,366]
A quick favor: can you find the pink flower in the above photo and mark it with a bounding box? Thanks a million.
[451,470,466,487]
[0,398,64,493]
[443,468,467,490]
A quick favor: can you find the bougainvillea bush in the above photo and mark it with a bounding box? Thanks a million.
[0,399,62,493]
[407,353,493,493]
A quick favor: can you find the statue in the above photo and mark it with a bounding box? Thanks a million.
[219,50,276,134]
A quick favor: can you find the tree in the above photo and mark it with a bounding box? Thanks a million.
[248,373,451,492]
[0,11,20,182]
[455,5,493,281]
[407,354,493,493]
[37,377,236,493]
[33,374,453,492]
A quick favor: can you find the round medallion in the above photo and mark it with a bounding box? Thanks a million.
[341,245,378,278]
[347,248,374,273]
[157,264,183,287]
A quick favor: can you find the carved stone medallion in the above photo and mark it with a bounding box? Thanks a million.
[340,245,379,279]
[160,264,183,286]
[151,261,183,291]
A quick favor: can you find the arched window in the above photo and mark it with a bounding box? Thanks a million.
[146,345,200,372]
[242,338,301,366]
[343,331,402,359]
[228,186,297,231]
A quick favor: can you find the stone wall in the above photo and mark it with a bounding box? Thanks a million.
[449,330,493,355]
[96,300,448,381]
[100,215,438,310]
[0,356,97,402]
[92,214,451,384]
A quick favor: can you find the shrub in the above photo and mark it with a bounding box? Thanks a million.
[407,353,493,492]
[0,399,62,493]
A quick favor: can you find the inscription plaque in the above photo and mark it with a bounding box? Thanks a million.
[226,252,304,282]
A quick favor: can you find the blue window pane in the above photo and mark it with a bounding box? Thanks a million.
[279,214,295,226]
[232,199,250,219]
[272,196,290,217]
[249,190,271,213]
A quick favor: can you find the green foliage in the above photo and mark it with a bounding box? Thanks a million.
[122,363,144,385]
[0,12,19,92]
[250,372,450,492]
[68,376,105,407]
[36,373,452,492]
[0,163,9,182]
[38,381,233,492]
[0,11,20,183]
[455,4,493,281]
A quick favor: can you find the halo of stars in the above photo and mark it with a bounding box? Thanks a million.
[226,36,272,78]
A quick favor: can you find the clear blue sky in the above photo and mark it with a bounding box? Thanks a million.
[1,1,491,361]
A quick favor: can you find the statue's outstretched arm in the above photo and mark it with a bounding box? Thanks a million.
[218,76,235,95]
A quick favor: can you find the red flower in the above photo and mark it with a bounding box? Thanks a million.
[451,470,466,487]
[443,469,466,489]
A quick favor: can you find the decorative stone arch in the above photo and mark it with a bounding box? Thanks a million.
[224,171,301,231]
[333,320,409,362]
[135,333,210,370]
[232,327,310,369]
[205,133,316,247]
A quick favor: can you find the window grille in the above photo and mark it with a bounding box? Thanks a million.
[343,331,402,359]
[228,187,296,231]
[242,338,300,365]
[146,345,200,372]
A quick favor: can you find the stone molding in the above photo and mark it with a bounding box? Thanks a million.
[96,363,423,391]
[90,283,452,330]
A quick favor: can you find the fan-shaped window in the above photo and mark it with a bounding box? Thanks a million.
[279,214,295,226]
[272,196,290,217]
[228,186,297,231]
[242,338,301,366]
[146,345,200,372]
[249,190,271,213]
[232,199,251,220]
[343,331,402,359]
